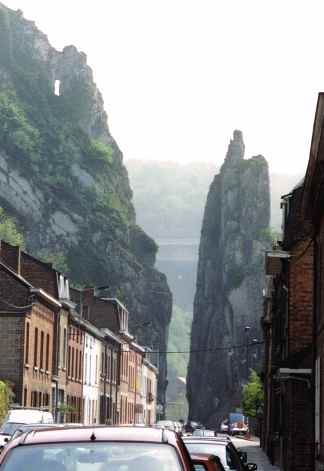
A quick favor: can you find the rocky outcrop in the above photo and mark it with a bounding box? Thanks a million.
[0,3,172,404]
[187,130,270,426]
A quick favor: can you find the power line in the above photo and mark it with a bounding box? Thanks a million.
[123,340,264,355]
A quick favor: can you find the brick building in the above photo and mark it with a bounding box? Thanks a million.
[0,242,78,422]
[0,243,157,426]
[70,288,148,424]
[262,180,314,471]
[0,259,60,409]
[300,92,324,470]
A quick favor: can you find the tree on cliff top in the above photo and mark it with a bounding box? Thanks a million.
[242,370,263,418]
[0,207,25,247]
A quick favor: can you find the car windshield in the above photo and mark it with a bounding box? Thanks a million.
[229,414,244,423]
[1,442,183,471]
[185,442,242,470]
[0,423,24,436]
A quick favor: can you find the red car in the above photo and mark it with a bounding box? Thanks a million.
[0,425,208,471]
[191,453,226,471]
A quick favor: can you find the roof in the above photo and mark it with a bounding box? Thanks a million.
[9,426,178,446]
[0,262,61,310]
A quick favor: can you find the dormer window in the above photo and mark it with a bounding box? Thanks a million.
[119,309,129,332]
[58,274,70,300]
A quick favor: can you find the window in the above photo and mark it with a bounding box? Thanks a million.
[54,79,61,96]
[68,346,71,376]
[34,328,38,367]
[79,350,82,380]
[57,325,61,366]
[101,352,105,376]
[72,348,75,379]
[25,322,30,364]
[45,334,50,371]
[75,348,79,381]
[23,387,27,407]
[0,443,183,470]
[63,327,67,367]
[83,305,89,320]
[40,331,44,369]
[107,352,111,380]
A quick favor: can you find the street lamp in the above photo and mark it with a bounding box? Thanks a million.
[244,326,251,379]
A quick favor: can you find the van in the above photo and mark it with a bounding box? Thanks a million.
[0,408,54,447]
[5,408,54,425]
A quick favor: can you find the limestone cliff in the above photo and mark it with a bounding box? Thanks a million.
[0,3,172,404]
[187,131,270,426]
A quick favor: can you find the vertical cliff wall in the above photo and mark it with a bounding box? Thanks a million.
[187,130,270,426]
[0,3,172,404]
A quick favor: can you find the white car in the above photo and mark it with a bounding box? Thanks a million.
[0,408,54,447]
[155,420,176,431]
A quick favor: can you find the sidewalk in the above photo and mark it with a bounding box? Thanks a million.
[232,438,280,471]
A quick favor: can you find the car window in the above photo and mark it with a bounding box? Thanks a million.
[1,442,184,471]
[0,424,24,436]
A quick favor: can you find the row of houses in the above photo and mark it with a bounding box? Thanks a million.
[0,240,158,425]
[262,93,324,471]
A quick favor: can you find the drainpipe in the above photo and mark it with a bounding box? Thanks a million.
[116,344,121,424]
[109,346,113,423]
[104,344,107,424]
[134,354,137,425]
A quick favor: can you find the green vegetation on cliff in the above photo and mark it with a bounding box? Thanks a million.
[166,305,192,420]
[0,207,24,247]
[0,3,172,405]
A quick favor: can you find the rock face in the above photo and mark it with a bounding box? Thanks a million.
[0,3,172,404]
[187,131,270,426]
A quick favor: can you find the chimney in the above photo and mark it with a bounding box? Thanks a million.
[0,240,21,275]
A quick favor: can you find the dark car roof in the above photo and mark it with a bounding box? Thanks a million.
[7,426,176,447]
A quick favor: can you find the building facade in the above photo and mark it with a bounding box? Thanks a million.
[0,242,158,426]
[0,259,59,410]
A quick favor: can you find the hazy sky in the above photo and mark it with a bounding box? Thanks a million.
[3,0,324,175]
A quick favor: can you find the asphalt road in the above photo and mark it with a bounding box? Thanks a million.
[232,437,280,471]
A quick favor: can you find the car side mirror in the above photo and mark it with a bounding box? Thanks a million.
[192,460,208,471]
[246,463,257,471]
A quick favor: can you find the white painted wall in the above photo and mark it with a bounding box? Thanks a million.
[83,332,102,425]
[142,362,157,425]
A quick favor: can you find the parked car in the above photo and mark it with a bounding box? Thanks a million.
[193,429,216,437]
[191,453,226,471]
[155,419,176,431]
[220,420,229,433]
[0,425,208,470]
[4,407,54,425]
[228,413,249,436]
[0,408,54,448]
[183,437,257,471]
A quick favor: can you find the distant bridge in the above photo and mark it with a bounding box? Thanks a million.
[155,238,200,262]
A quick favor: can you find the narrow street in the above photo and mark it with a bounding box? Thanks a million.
[232,438,280,471]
